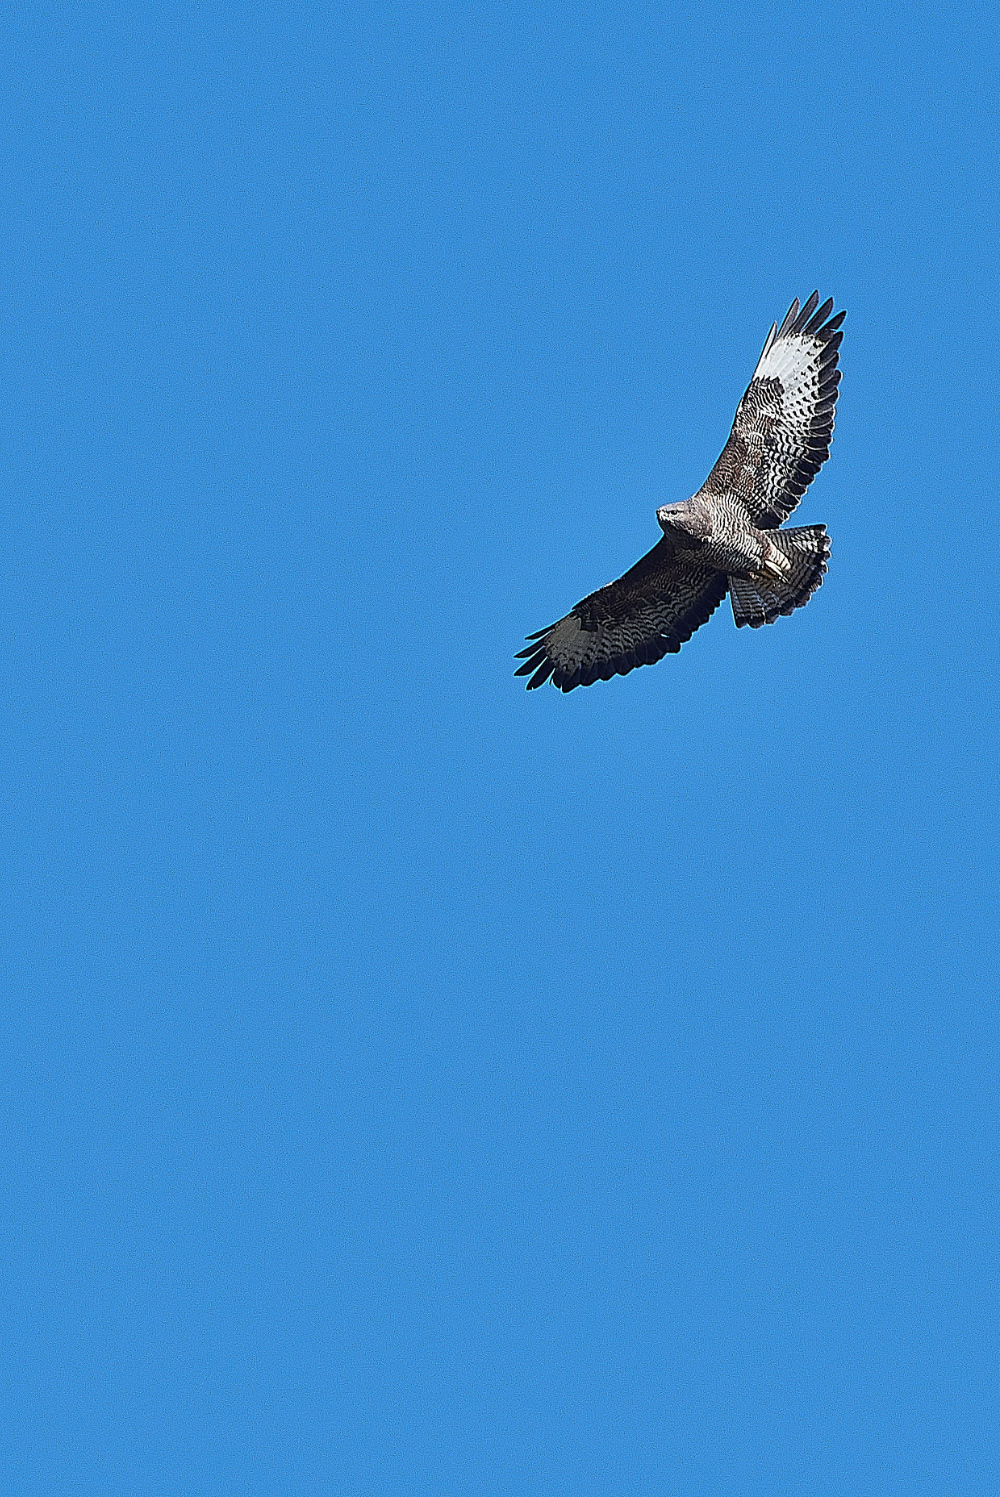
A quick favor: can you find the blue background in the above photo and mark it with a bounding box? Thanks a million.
[4,2,998,1492]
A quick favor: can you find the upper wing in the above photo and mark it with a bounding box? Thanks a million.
[514,539,728,691]
[699,293,845,528]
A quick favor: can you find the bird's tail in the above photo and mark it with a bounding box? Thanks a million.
[728,525,830,628]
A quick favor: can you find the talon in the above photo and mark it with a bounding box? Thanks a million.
[760,549,791,581]
[750,554,789,588]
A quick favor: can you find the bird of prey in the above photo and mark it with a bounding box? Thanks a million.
[515,293,844,691]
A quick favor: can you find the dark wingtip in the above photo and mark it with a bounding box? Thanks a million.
[804,296,834,335]
[778,294,845,343]
[793,291,820,332]
[525,659,555,689]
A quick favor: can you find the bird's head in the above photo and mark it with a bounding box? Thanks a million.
[657,501,708,543]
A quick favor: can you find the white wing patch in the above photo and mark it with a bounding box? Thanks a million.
[753,331,824,390]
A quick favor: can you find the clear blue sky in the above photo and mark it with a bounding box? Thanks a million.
[4,2,998,1492]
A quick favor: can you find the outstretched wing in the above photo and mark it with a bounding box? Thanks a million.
[699,293,845,528]
[514,539,728,691]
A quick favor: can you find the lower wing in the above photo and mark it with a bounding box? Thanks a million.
[515,538,728,691]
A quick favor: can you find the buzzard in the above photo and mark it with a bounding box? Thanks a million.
[515,292,845,691]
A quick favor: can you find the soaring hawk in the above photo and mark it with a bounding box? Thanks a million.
[515,293,844,691]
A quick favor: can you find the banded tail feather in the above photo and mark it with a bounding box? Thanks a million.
[728,525,830,629]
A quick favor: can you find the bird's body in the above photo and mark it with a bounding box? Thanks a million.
[516,293,844,691]
[658,494,773,577]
